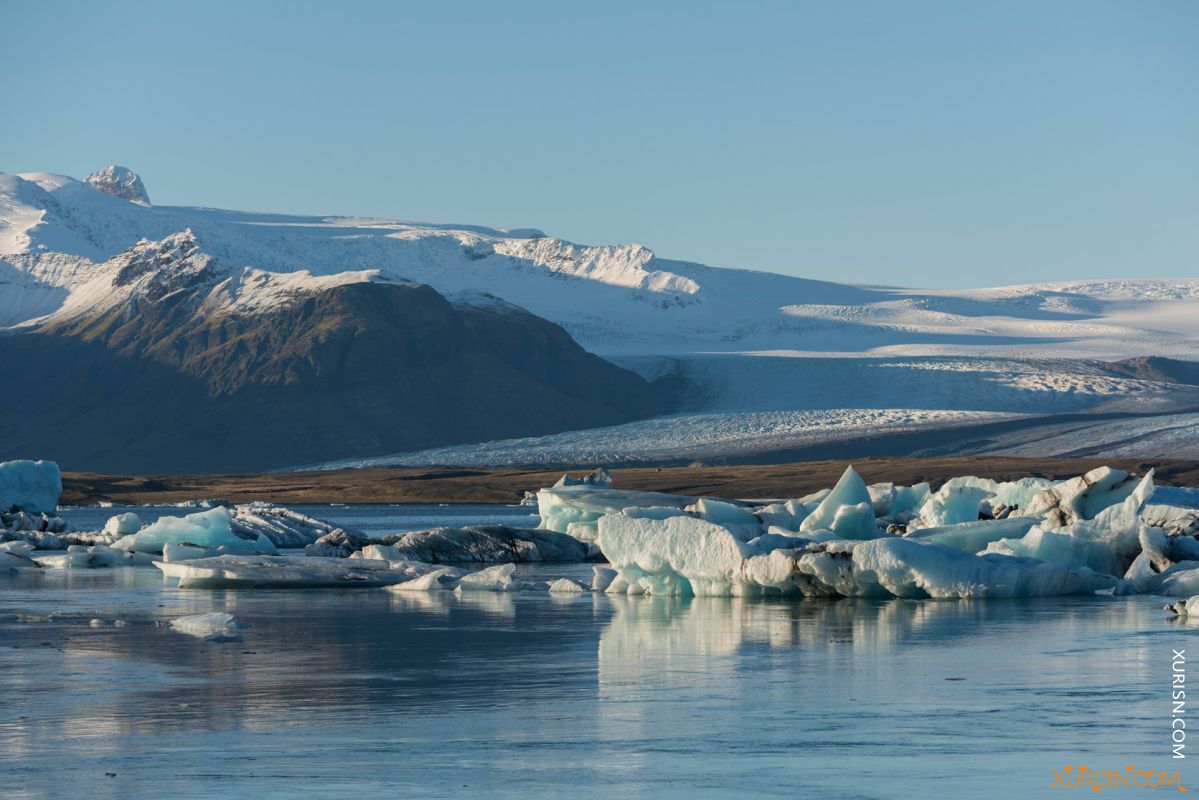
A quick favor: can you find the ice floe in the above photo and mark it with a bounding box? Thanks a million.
[156,555,406,588]
[347,525,588,563]
[113,507,278,556]
[170,612,247,642]
[0,459,61,515]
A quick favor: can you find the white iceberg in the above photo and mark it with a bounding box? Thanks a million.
[537,485,694,535]
[916,484,994,527]
[230,503,346,548]
[155,554,405,588]
[0,459,61,515]
[1025,466,1144,529]
[350,525,588,563]
[903,516,1038,552]
[597,504,1116,599]
[799,466,874,538]
[455,563,517,591]
[34,544,155,568]
[170,612,247,642]
[548,577,587,593]
[114,507,277,555]
[103,512,142,536]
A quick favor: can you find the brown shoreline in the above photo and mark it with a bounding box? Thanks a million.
[60,456,1199,506]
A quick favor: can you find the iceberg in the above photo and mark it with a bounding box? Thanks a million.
[548,577,587,593]
[386,566,466,592]
[793,538,1116,599]
[455,563,517,591]
[230,503,346,548]
[598,513,756,596]
[305,528,368,557]
[1025,466,1143,529]
[595,508,1113,598]
[114,507,277,555]
[537,485,695,535]
[34,544,155,568]
[170,612,247,642]
[903,516,1038,552]
[916,484,994,527]
[985,472,1155,575]
[0,459,61,515]
[799,466,873,536]
[155,554,405,588]
[103,513,142,536]
[350,525,588,563]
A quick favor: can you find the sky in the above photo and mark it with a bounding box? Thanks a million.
[2,0,1196,287]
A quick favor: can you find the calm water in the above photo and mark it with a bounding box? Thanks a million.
[2,505,1196,798]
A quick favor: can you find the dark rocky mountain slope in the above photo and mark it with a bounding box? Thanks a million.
[0,279,674,473]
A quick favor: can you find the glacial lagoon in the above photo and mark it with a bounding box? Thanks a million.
[1,504,1193,800]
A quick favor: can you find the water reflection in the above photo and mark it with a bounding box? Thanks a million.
[0,568,1187,800]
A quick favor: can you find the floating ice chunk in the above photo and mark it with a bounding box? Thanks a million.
[1144,562,1199,598]
[162,543,216,562]
[889,483,931,520]
[598,513,755,596]
[800,466,872,535]
[985,474,1154,576]
[745,531,813,555]
[1165,595,1199,618]
[352,525,588,563]
[305,528,367,557]
[230,503,346,548]
[916,485,994,527]
[795,538,1116,599]
[867,483,896,516]
[0,460,61,515]
[937,476,1056,512]
[687,498,758,525]
[0,549,39,571]
[537,486,694,535]
[752,499,812,531]
[830,502,878,540]
[0,540,35,556]
[155,555,404,588]
[455,563,517,591]
[548,577,587,593]
[170,612,246,642]
[904,517,1038,552]
[566,521,598,542]
[1142,504,1199,536]
[103,513,142,536]
[386,566,465,592]
[591,566,619,592]
[1025,467,1145,529]
[34,544,154,568]
[552,467,613,488]
[115,507,277,555]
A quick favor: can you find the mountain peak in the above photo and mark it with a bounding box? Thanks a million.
[86,165,151,205]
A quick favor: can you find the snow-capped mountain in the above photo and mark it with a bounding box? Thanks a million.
[2,166,1198,471]
[5,168,1198,359]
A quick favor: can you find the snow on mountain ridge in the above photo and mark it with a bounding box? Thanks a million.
[86,166,150,205]
[2,168,1199,360]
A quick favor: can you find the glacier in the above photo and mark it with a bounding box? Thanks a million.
[5,168,1199,470]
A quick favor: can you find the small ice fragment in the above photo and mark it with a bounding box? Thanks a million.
[170,612,247,642]
[547,577,586,593]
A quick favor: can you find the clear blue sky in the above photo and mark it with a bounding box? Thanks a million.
[2,0,1196,287]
